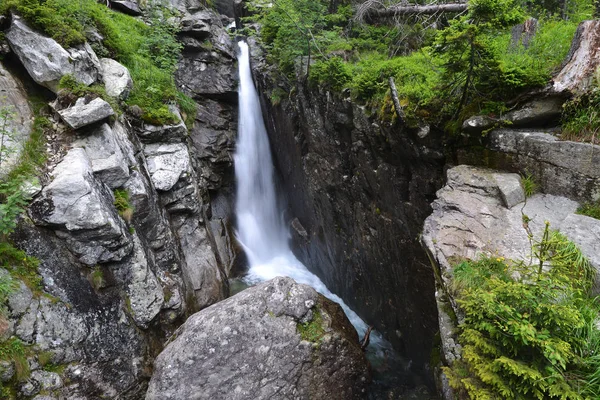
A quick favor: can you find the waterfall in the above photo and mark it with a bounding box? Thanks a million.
[234,41,373,338]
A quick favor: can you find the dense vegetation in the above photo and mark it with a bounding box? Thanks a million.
[0,0,194,125]
[246,0,593,131]
[445,223,600,399]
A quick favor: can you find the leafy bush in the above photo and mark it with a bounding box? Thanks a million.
[445,225,600,399]
[309,57,352,91]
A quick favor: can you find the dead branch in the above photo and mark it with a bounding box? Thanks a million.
[360,2,468,21]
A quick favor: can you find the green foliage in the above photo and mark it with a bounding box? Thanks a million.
[520,173,538,197]
[562,86,600,144]
[297,308,326,343]
[113,189,134,223]
[1,0,184,125]
[576,200,600,220]
[309,57,351,91]
[445,225,600,399]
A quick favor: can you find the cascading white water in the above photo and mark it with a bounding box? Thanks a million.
[234,41,374,339]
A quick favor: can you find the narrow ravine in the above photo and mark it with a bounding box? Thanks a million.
[234,40,434,399]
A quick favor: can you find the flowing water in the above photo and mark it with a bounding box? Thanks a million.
[233,41,434,399]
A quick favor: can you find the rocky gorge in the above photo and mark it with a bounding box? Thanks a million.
[0,0,599,399]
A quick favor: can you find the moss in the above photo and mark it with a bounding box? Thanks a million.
[297,308,326,343]
[89,266,106,291]
[0,242,43,294]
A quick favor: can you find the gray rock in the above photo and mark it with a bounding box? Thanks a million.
[493,173,525,208]
[488,129,600,202]
[20,177,42,198]
[58,97,115,130]
[29,148,132,265]
[74,123,130,189]
[6,16,98,92]
[462,97,563,134]
[144,143,191,191]
[110,0,142,15]
[423,165,600,291]
[6,270,33,317]
[112,236,164,329]
[174,215,227,310]
[136,107,187,143]
[31,370,63,391]
[21,379,40,397]
[0,61,33,177]
[0,360,14,382]
[502,97,563,126]
[191,99,236,190]
[180,11,212,39]
[163,0,203,14]
[423,165,600,394]
[100,58,133,99]
[146,277,369,400]
[176,10,236,99]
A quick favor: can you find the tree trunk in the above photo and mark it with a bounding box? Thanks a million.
[365,3,468,19]
[389,77,405,122]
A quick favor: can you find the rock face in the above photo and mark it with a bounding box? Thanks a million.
[176,9,236,100]
[6,16,99,92]
[146,277,370,400]
[421,165,600,397]
[253,55,444,376]
[459,129,600,202]
[29,148,133,265]
[0,60,32,177]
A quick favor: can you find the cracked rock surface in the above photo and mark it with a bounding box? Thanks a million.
[146,277,370,400]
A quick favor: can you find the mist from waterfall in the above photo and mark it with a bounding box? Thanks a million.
[234,41,374,339]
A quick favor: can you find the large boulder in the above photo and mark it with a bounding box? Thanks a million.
[57,97,115,130]
[100,58,133,99]
[6,16,99,93]
[146,277,370,400]
[0,61,33,177]
[144,143,191,192]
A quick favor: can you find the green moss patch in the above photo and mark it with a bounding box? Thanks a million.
[297,308,326,343]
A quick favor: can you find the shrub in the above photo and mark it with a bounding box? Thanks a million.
[309,57,352,91]
[445,225,600,399]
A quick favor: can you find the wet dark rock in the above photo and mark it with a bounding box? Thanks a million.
[254,59,444,378]
[176,10,236,101]
[146,277,370,400]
